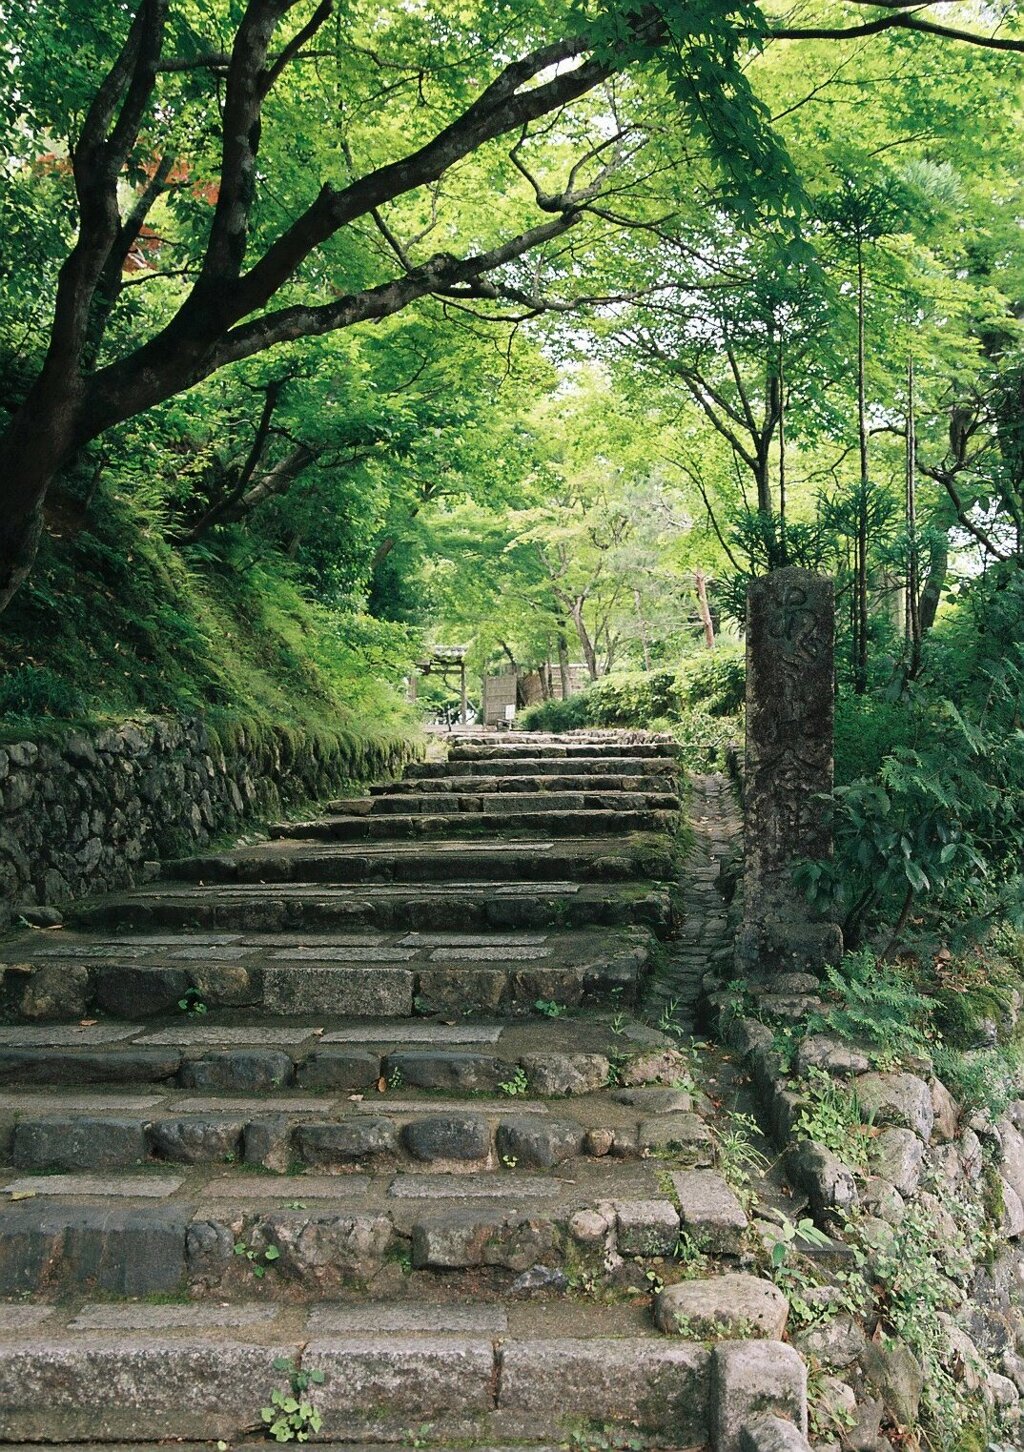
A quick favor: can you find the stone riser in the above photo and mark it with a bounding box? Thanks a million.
[167,846,670,887]
[405,756,679,779]
[0,1099,711,1177]
[278,808,680,840]
[71,886,675,939]
[373,774,679,795]
[0,1330,712,1446]
[0,1176,715,1298]
[0,1041,626,1094]
[367,791,680,816]
[446,743,677,760]
[0,958,642,1023]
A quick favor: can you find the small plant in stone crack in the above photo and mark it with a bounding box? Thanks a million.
[498,1066,529,1097]
[262,1357,325,1442]
[402,1423,435,1448]
[534,997,567,1017]
[609,1011,627,1036]
[604,1049,630,1088]
[671,1230,710,1276]
[713,1110,770,1202]
[500,1153,518,1168]
[177,986,207,1015]
[807,1365,857,1443]
[642,1266,665,1296]
[387,1065,404,1090]
[793,1067,872,1167]
[764,1214,855,1327]
[656,997,688,1039]
[565,1424,648,1451]
[234,1240,281,1278]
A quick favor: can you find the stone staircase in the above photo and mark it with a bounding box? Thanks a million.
[0,732,808,1451]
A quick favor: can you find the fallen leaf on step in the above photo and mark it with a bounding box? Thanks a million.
[10,1191,36,1201]
[377,1077,387,1093]
[79,1019,98,1027]
[348,1094,364,1103]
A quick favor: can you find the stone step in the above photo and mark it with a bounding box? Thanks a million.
[404,755,680,779]
[0,1003,679,1092]
[368,789,680,815]
[68,880,676,939]
[0,1157,746,1300]
[166,836,677,887]
[0,1083,713,1176]
[0,1306,723,1445]
[274,807,680,840]
[447,741,678,760]
[371,772,679,796]
[0,926,656,1021]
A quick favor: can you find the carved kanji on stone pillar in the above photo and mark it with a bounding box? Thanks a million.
[737,567,843,977]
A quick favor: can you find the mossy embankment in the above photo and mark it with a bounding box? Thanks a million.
[0,492,419,774]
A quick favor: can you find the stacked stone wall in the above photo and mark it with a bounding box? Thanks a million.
[0,717,415,925]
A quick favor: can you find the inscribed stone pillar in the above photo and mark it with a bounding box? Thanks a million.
[737,567,842,977]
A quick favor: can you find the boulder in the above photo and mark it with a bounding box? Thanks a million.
[854,1071,934,1141]
[655,1274,789,1340]
[711,1340,807,1452]
[869,1128,924,1198]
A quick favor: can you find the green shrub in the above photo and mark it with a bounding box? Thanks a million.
[518,669,678,731]
[675,647,745,716]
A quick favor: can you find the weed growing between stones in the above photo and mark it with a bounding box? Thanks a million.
[932,1042,1024,1121]
[177,987,207,1016]
[563,1420,649,1451]
[234,1239,280,1279]
[498,1066,529,1096]
[712,1110,770,1207]
[793,1067,872,1168]
[262,1357,325,1443]
[534,997,568,1017]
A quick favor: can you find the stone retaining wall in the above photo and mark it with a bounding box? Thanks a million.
[0,716,416,926]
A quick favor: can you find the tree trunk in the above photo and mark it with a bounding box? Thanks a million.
[0,384,82,612]
[633,587,651,670]
[855,237,870,695]
[557,632,572,698]
[919,533,948,635]
[694,568,715,650]
[571,601,599,681]
[905,356,922,678]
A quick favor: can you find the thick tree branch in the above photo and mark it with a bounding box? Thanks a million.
[772,11,1024,51]
[231,41,609,318]
[189,212,584,375]
[262,0,333,95]
[197,0,310,289]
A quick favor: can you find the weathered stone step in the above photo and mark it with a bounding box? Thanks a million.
[368,789,680,816]
[0,1000,676,1091]
[68,880,676,940]
[0,925,655,1021]
[0,1156,736,1294]
[275,807,680,840]
[166,836,676,887]
[448,742,677,761]
[372,772,679,796]
[0,1314,713,1445]
[405,755,680,779]
[0,1084,713,1175]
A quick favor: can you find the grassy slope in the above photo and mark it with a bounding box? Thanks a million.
[0,495,418,763]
